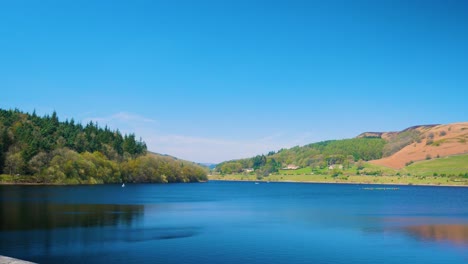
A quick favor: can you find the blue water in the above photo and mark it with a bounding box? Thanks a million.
[0,181,467,263]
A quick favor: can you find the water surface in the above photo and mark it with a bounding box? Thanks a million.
[1,181,467,263]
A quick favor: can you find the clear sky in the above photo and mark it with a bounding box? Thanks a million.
[1,0,467,163]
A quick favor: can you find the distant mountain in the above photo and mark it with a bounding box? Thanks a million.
[147,151,212,172]
[216,122,468,174]
[356,124,440,141]
[199,163,217,169]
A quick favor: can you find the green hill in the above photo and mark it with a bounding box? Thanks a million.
[214,125,467,185]
[216,137,386,176]
[0,108,207,184]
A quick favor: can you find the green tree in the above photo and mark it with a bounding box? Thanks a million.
[5,151,24,175]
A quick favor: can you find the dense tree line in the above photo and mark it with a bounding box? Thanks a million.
[216,138,386,174]
[0,109,207,184]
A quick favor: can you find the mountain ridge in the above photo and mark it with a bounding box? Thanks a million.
[370,122,468,168]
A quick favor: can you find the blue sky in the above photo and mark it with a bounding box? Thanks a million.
[1,0,467,163]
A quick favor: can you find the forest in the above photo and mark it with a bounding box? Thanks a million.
[216,137,386,175]
[0,109,207,184]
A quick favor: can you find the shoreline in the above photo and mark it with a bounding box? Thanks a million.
[1,179,466,188]
[0,181,208,186]
[0,255,36,264]
[0,182,71,186]
[208,178,468,188]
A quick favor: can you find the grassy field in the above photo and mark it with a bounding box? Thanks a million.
[404,154,468,176]
[278,167,312,175]
[209,154,468,186]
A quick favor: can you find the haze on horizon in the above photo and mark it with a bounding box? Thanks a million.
[1,0,467,163]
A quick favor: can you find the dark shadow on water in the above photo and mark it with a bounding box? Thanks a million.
[0,203,144,230]
[116,227,201,242]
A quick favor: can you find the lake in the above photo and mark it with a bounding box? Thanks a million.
[1,181,467,263]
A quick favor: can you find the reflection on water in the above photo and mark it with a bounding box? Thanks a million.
[404,224,468,245]
[0,203,144,230]
[383,217,468,245]
[0,200,200,258]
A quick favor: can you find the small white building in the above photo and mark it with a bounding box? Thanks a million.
[283,164,300,170]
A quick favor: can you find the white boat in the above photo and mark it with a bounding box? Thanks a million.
[122,183,125,187]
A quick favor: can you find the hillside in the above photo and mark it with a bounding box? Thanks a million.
[216,137,386,175]
[0,109,207,184]
[369,123,468,168]
[210,154,468,186]
[215,122,468,177]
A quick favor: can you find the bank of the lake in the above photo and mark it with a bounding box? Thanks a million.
[2,173,466,187]
[0,255,36,264]
[0,173,207,185]
[209,173,468,187]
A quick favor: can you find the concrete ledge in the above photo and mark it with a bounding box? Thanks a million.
[0,256,36,264]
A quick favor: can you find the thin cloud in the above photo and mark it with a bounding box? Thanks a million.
[83,112,318,163]
[145,132,318,163]
[83,112,157,125]
[154,135,237,146]
[111,112,157,124]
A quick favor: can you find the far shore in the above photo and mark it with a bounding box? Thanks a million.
[208,177,468,188]
[1,178,466,187]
